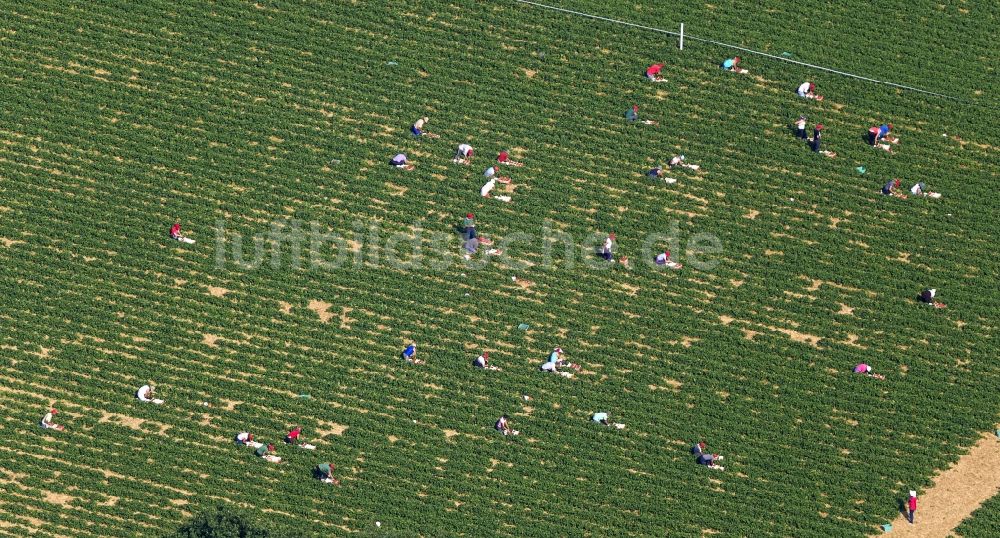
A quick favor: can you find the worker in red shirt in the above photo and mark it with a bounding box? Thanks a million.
[908,491,917,524]
[285,426,303,445]
[645,63,665,82]
[497,150,524,167]
[169,222,195,243]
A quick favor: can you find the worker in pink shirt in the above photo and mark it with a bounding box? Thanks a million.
[853,363,885,380]
[907,490,917,524]
[645,63,665,82]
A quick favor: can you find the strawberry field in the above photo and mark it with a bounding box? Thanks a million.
[956,491,1000,537]
[0,0,998,536]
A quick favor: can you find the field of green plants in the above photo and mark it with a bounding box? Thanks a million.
[955,491,1000,537]
[0,0,997,536]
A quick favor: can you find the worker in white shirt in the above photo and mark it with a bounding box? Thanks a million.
[453,143,474,164]
[796,82,822,100]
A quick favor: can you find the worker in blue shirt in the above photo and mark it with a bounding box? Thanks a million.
[401,343,423,364]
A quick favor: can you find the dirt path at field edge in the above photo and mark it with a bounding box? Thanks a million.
[878,430,1000,537]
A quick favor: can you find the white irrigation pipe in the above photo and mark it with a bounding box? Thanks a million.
[511,0,967,103]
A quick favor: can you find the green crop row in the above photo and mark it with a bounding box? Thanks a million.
[954,489,1000,538]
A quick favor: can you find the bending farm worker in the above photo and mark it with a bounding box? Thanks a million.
[390,153,414,170]
[649,167,676,185]
[692,441,724,469]
[655,251,683,269]
[910,182,941,198]
[402,343,424,364]
[317,462,333,478]
[540,347,563,373]
[647,166,677,184]
[853,363,885,380]
[721,56,747,73]
[796,82,822,100]
[669,155,699,170]
[137,384,164,404]
[317,463,340,485]
[541,347,580,374]
[474,352,500,370]
[480,177,496,198]
[481,167,512,200]
[410,117,439,138]
[453,143,474,164]
[170,222,195,243]
[235,432,259,447]
[625,105,657,125]
[497,150,524,167]
[645,63,665,82]
[256,443,282,463]
[881,178,907,198]
[285,426,302,445]
[625,104,639,122]
[696,451,725,470]
[483,166,511,183]
[495,415,510,434]
[869,123,896,146]
[592,412,626,429]
[463,236,501,258]
[40,408,64,431]
[495,415,518,436]
[410,116,427,136]
[920,288,947,309]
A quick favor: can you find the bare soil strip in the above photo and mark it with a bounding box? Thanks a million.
[878,430,1000,537]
